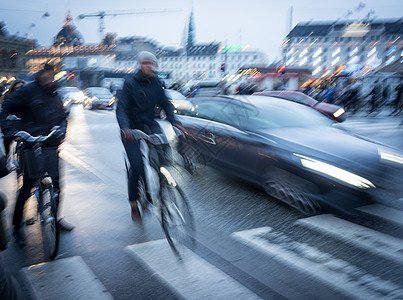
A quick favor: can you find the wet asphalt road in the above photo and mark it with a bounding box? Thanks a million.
[1,104,403,299]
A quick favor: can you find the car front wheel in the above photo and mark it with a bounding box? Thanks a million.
[263,167,321,216]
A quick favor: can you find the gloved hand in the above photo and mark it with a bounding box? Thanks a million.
[121,128,134,141]
[172,122,186,137]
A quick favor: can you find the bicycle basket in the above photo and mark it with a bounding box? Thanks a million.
[22,147,59,180]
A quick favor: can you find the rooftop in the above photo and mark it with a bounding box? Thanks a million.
[287,18,403,38]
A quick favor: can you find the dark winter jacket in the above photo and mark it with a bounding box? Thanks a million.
[0,79,67,144]
[116,70,178,130]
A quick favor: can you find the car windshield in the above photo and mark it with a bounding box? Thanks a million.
[242,100,333,130]
[264,91,317,106]
[165,89,186,100]
[87,88,113,97]
[280,92,317,106]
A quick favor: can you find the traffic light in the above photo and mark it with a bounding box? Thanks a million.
[220,63,225,72]
[66,72,75,80]
[277,65,286,74]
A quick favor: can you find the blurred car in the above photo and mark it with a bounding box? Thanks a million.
[57,87,85,114]
[253,90,346,122]
[164,89,193,113]
[83,87,116,110]
[156,89,194,119]
[177,95,403,215]
[58,87,85,104]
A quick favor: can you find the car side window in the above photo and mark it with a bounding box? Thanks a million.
[192,101,227,122]
[220,102,260,129]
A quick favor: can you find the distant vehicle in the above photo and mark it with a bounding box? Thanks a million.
[164,89,193,114]
[83,87,116,110]
[58,87,85,104]
[156,89,194,119]
[253,90,346,122]
[57,87,83,114]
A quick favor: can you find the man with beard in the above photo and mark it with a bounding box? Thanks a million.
[0,63,74,247]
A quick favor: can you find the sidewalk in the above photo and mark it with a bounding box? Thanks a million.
[344,106,403,124]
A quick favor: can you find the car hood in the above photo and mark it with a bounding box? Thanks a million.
[259,126,382,171]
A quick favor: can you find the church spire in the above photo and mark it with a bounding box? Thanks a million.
[64,9,74,27]
[186,8,195,47]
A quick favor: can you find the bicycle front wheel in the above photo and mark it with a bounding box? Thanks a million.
[160,178,195,258]
[39,183,60,261]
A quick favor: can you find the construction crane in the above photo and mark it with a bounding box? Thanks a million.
[78,9,181,40]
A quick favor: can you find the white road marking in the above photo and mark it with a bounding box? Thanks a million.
[60,147,126,196]
[24,256,113,300]
[232,227,403,300]
[356,204,403,226]
[296,214,403,264]
[126,239,262,300]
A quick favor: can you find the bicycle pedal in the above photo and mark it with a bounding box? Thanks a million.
[41,177,52,185]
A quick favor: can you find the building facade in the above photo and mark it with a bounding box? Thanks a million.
[115,36,160,74]
[0,22,29,80]
[282,18,403,78]
[158,44,267,83]
[26,13,116,87]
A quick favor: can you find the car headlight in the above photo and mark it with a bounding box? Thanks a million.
[333,108,345,118]
[63,100,71,107]
[76,91,85,101]
[108,97,115,106]
[379,151,403,165]
[293,153,375,189]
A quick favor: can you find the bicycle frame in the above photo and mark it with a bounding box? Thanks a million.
[126,128,195,258]
[13,128,61,260]
[139,139,161,204]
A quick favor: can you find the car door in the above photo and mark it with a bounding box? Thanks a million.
[184,99,235,165]
[190,98,260,173]
[216,100,279,180]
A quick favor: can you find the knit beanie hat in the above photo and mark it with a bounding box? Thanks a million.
[137,51,158,65]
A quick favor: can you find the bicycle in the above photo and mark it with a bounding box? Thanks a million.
[124,127,195,258]
[12,127,61,260]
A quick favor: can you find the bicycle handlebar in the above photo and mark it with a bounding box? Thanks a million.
[129,129,169,145]
[14,126,61,144]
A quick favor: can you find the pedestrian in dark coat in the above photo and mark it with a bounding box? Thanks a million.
[0,63,74,247]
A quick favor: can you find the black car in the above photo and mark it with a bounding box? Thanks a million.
[83,87,116,110]
[176,95,403,215]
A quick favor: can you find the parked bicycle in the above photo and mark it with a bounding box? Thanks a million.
[12,127,61,260]
[124,128,195,258]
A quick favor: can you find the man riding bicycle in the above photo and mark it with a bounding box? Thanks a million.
[0,63,74,246]
[116,51,183,221]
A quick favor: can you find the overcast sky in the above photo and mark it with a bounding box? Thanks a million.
[1,0,402,61]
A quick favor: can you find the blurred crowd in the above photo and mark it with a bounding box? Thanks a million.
[301,78,403,116]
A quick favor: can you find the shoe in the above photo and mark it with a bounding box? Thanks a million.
[58,218,75,231]
[13,227,25,247]
[130,201,142,222]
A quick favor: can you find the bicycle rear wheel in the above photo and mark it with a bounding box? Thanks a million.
[39,182,59,260]
[160,177,195,258]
